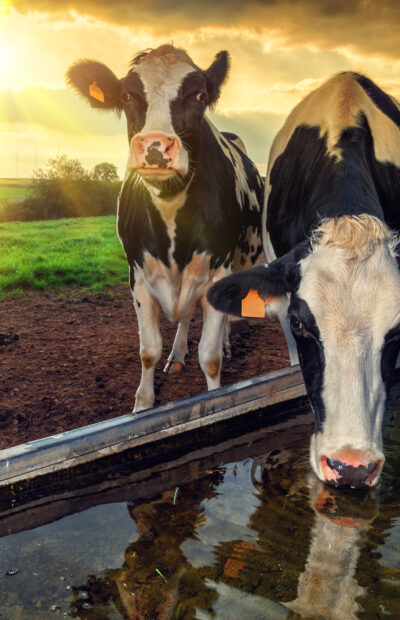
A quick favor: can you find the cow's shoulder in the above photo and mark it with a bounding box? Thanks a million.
[172,120,263,270]
[205,119,264,209]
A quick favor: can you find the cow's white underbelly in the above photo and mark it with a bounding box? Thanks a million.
[136,250,221,322]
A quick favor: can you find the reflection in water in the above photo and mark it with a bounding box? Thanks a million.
[284,475,376,619]
[67,475,224,619]
[67,443,400,619]
[0,408,400,618]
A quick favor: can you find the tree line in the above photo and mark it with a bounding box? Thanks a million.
[0,155,122,223]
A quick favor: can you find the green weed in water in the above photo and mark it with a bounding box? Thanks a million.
[155,568,167,582]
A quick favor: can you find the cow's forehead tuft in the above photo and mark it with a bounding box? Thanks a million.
[311,214,397,260]
[298,233,400,342]
[130,45,199,71]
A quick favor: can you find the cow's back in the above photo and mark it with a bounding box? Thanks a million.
[264,71,400,258]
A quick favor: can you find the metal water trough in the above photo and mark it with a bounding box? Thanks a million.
[0,365,306,487]
[0,405,314,537]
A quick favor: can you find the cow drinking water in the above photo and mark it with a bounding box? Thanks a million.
[67,44,263,411]
[208,72,400,488]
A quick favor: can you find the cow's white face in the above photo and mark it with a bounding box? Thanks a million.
[207,214,400,489]
[296,217,400,487]
[125,54,195,180]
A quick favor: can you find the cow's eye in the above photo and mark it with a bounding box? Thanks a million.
[196,92,207,103]
[290,315,304,334]
[122,92,132,102]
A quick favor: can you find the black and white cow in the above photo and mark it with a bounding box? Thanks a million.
[67,44,263,411]
[208,71,400,488]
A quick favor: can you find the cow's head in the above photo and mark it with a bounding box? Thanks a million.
[208,215,400,489]
[67,44,229,191]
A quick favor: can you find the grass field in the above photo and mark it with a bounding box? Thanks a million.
[0,216,128,297]
[0,178,33,202]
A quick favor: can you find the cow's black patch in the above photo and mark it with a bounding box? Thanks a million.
[288,296,325,432]
[121,72,148,142]
[381,323,400,392]
[221,131,241,144]
[170,71,208,148]
[173,122,263,271]
[356,73,400,129]
[118,172,171,268]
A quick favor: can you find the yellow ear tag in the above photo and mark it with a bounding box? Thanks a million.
[241,289,266,318]
[89,81,104,102]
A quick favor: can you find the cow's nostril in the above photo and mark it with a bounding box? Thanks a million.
[326,457,344,473]
[321,455,381,488]
[166,138,177,153]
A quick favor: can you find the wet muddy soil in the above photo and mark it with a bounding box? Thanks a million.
[0,286,289,449]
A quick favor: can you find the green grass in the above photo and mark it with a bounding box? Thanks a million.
[0,178,33,201]
[0,216,128,297]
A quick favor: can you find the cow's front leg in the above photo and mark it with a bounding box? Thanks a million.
[132,280,162,412]
[223,320,231,359]
[164,320,190,374]
[198,296,227,391]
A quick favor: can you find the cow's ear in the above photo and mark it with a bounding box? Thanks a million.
[207,242,310,318]
[207,264,289,318]
[66,60,121,110]
[204,51,230,106]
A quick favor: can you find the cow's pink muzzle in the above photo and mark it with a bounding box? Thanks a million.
[320,450,383,488]
[133,133,179,173]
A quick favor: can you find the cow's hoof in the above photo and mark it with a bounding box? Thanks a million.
[163,360,184,374]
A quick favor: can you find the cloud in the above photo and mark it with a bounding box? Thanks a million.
[10,0,400,61]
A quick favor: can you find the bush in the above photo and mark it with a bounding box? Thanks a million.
[91,162,119,183]
[0,155,122,223]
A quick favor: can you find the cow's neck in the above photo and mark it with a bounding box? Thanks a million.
[144,175,193,249]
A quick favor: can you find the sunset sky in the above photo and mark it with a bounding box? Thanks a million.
[1,0,400,178]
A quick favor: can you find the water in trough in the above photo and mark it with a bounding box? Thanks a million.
[0,400,399,619]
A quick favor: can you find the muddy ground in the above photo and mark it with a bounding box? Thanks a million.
[0,285,289,449]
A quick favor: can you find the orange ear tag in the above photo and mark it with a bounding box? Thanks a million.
[89,81,104,102]
[241,289,266,318]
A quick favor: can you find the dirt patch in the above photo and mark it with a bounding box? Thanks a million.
[0,286,289,449]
